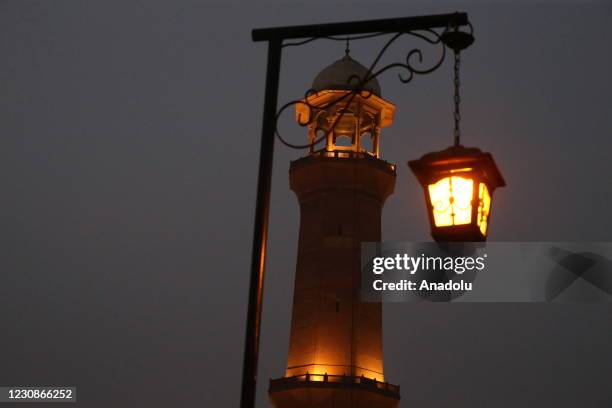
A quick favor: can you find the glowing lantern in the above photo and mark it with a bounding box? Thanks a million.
[408,145,505,241]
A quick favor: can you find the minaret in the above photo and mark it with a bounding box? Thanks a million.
[269,53,400,408]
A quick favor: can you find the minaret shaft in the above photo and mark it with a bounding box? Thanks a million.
[268,155,399,408]
[286,156,395,381]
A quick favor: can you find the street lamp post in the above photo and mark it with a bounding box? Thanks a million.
[243,13,472,408]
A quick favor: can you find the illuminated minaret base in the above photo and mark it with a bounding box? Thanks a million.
[269,53,400,408]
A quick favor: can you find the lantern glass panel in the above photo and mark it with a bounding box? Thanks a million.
[427,176,473,227]
[477,182,491,236]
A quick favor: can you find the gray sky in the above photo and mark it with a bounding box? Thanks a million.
[0,1,611,407]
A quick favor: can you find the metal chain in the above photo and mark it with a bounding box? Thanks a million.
[453,50,461,147]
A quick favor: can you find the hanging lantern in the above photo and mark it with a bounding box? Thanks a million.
[409,22,505,242]
[408,145,505,241]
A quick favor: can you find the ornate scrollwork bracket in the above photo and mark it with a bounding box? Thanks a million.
[275,21,475,150]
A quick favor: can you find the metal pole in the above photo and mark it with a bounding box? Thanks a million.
[240,39,282,408]
[252,13,467,42]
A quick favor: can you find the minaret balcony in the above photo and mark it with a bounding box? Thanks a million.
[269,373,400,400]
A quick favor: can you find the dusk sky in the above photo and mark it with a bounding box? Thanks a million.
[0,1,611,407]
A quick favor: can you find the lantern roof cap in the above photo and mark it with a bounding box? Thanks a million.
[312,53,382,96]
[414,145,486,162]
[408,145,506,188]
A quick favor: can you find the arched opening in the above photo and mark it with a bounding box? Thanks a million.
[360,131,374,154]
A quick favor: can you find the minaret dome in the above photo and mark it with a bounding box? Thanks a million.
[296,53,395,158]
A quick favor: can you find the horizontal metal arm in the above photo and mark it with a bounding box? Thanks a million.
[252,12,467,42]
